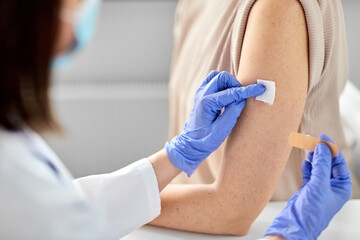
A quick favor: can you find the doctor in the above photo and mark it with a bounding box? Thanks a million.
[0,0,352,240]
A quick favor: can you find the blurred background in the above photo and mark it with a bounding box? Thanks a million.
[46,0,360,178]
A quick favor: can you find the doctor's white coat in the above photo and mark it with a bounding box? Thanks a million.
[0,127,161,240]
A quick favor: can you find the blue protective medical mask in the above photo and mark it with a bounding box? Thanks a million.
[52,0,101,68]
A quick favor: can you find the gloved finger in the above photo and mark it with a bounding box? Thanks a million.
[319,134,340,160]
[331,152,351,180]
[319,134,347,172]
[307,152,314,163]
[200,70,220,88]
[202,84,265,112]
[213,100,245,133]
[319,134,335,144]
[310,142,332,183]
[301,160,312,186]
[332,162,351,181]
[194,71,220,104]
[202,71,242,96]
[238,83,266,99]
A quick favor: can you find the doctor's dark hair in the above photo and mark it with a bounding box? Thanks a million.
[0,0,61,132]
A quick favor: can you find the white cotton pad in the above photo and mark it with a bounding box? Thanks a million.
[255,79,276,105]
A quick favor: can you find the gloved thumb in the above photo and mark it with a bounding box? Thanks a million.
[301,160,312,186]
[213,100,245,133]
[310,142,332,183]
[318,134,351,180]
[198,70,220,90]
[319,134,335,144]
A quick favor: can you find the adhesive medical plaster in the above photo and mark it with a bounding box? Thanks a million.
[255,79,276,105]
[288,132,339,157]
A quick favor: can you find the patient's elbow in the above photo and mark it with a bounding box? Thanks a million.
[224,216,252,236]
[213,193,256,235]
[212,206,253,236]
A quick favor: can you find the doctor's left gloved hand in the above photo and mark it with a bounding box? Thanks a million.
[165,71,265,177]
[265,135,352,240]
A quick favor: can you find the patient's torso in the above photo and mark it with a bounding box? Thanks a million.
[169,0,357,200]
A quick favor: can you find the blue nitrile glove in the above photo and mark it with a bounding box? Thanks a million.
[165,71,266,177]
[265,134,352,240]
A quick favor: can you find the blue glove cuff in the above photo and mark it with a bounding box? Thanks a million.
[165,141,200,177]
[265,217,309,240]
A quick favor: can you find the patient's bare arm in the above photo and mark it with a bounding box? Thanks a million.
[150,0,308,235]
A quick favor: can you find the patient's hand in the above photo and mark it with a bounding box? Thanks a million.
[151,0,309,235]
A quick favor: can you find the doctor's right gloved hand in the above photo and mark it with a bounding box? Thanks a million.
[265,135,352,240]
[165,71,265,177]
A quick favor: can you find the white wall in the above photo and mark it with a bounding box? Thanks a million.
[46,0,359,178]
[343,0,360,88]
[46,0,177,177]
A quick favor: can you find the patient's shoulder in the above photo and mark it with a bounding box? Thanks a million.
[249,0,306,31]
[238,0,308,93]
[244,0,308,57]
[251,0,305,16]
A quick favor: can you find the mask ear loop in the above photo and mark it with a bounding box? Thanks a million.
[59,8,78,25]
[58,0,99,25]
[77,0,98,22]
[58,8,80,51]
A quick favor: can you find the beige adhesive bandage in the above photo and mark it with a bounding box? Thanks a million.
[288,132,338,157]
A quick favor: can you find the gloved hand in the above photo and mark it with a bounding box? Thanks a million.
[165,71,265,176]
[265,134,352,240]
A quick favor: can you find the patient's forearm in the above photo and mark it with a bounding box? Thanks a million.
[150,183,252,235]
[266,235,286,240]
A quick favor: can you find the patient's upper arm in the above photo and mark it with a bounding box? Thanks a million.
[216,0,308,226]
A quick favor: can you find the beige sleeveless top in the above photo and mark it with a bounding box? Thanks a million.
[168,0,359,200]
